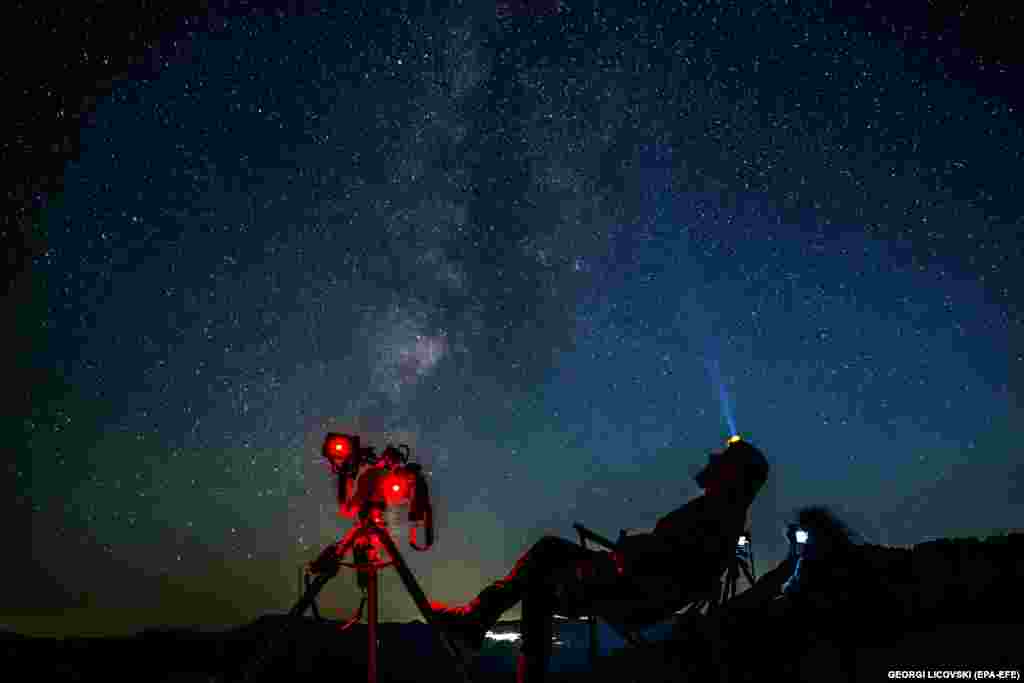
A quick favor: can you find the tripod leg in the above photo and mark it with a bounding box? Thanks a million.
[240,528,366,683]
[367,566,379,683]
[740,561,756,588]
[372,527,476,683]
[725,565,740,603]
[236,525,375,682]
[721,568,735,605]
[235,571,336,682]
[307,573,324,621]
[292,525,366,620]
[291,571,336,618]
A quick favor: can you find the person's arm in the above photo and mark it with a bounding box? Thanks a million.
[724,556,796,611]
[652,496,704,537]
[613,532,684,576]
[617,532,679,554]
[781,555,803,594]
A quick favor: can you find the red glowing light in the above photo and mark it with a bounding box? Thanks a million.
[380,471,411,505]
[324,434,354,463]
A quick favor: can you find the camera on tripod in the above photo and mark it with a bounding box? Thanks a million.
[321,433,434,549]
[248,433,471,683]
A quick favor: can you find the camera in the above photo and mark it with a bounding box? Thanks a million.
[321,432,434,549]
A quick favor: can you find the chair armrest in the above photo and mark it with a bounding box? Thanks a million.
[573,523,619,551]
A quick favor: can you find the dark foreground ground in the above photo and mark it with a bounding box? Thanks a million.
[2,616,1021,683]
[6,536,1023,681]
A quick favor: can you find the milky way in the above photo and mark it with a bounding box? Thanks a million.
[11,2,1021,636]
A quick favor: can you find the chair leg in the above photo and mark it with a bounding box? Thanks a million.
[518,591,553,683]
[588,615,599,671]
[516,651,548,683]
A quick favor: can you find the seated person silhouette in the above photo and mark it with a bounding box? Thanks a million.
[697,506,872,683]
[429,438,770,682]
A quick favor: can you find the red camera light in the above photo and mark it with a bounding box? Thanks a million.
[379,470,412,506]
[322,433,359,466]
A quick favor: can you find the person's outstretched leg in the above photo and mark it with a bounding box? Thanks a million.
[430,536,590,661]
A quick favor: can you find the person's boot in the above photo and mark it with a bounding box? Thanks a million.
[431,536,577,671]
[429,579,523,666]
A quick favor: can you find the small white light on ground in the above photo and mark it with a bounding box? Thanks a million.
[485,631,521,643]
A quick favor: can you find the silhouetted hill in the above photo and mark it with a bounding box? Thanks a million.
[605,533,1024,682]
[3,534,1021,682]
[0,630,30,641]
[4,614,1019,682]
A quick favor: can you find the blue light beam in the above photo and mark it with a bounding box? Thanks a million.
[703,353,738,438]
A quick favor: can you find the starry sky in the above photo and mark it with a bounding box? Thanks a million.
[9,1,1023,637]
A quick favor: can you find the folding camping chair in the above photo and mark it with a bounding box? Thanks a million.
[564,522,757,671]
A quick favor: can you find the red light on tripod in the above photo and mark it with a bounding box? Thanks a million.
[379,470,412,505]
[330,437,352,459]
[323,433,359,466]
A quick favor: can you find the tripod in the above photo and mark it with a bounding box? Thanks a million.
[720,530,757,604]
[240,501,474,683]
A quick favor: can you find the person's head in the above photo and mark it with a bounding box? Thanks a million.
[695,438,770,501]
[794,505,862,553]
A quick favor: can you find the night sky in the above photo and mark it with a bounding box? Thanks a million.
[9,1,1023,637]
